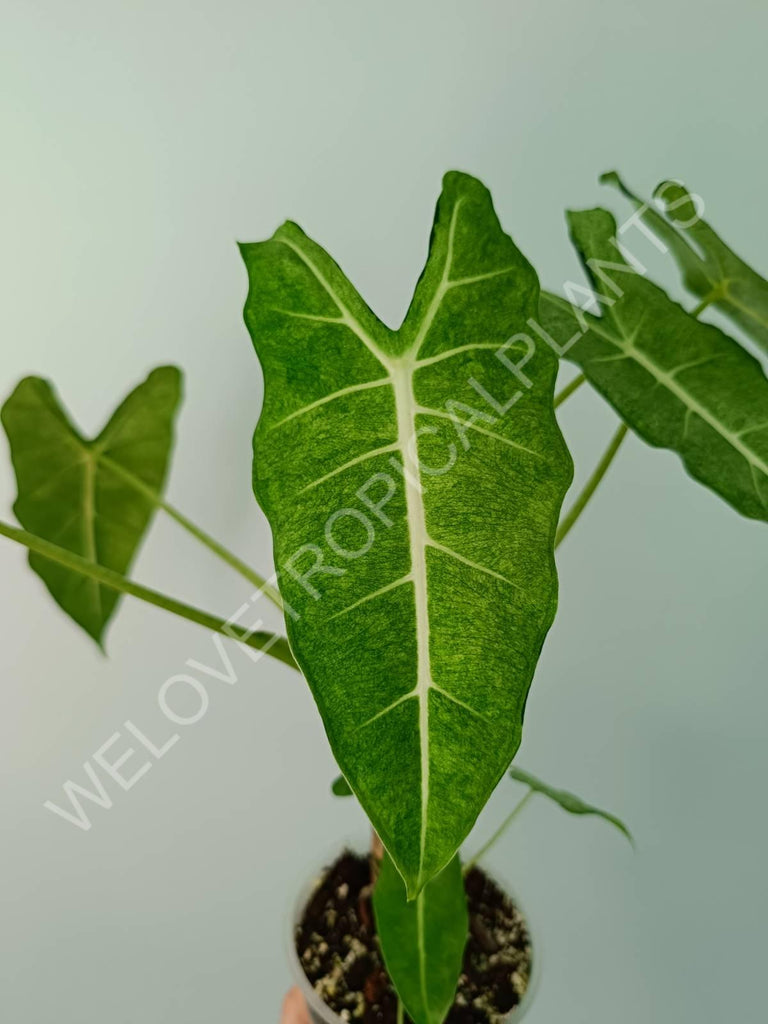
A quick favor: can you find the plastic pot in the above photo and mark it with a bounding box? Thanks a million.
[286,840,540,1024]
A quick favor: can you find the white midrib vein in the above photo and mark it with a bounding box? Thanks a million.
[417,888,429,1016]
[392,356,433,887]
[80,452,102,618]
[274,202,467,887]
[629,346,768,483]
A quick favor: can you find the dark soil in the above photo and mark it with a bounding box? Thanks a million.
[296,851,532,1023]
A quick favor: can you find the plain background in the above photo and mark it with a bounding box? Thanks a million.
[2,2,767,1022]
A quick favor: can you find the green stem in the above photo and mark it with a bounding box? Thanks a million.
[0,519,297,669]
[396,999,404,1024]
[690,283,727,319]
[555,423,629,549]
[100,456,283,610]
[554,372,586,408]
[159,498,283,608]
[690,296,714,318]
[464,789,535,874]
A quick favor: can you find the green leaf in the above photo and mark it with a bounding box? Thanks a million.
[540,209,768,522]
[601,171,768,353]
[1,366,182,645]
[331,774,353,797]
[240,171,573,897]
[509,766,633,844]
[373,852,467,1024]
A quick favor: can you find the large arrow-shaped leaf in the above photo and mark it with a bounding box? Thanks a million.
[602,171,768,354]
[373,852,468,1024]
[240,172,572,896]
[540,209,768,523]
[1,366,181,644]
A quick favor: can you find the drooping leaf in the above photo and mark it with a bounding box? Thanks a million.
[331,774,353,797]
[602,171,768,353]
[240,171,573,897]
[373,852,467,1024]
[540,209,768,523]
[509,766,632,844]
[1,366,182,645]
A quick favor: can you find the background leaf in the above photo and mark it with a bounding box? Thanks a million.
[1,366,182,645]
[509,766,632,843]
[241,172,572,896]
[540,209,768,522]
[602,171,768,353]
[373,851,467,1024]
[331,774,353,797]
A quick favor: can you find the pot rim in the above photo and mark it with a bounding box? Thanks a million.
[285,833,541,1024]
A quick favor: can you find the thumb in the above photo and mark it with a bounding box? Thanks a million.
[281,987,311,1024]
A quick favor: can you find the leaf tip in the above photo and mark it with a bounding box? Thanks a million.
[620,823,636,849]
[652,179,693,210]
[273,219,304,243]
[236,239,256,265]
[146,365,183,398]
[599,171,644,207]
[441,167,475,186]
[82,620,109,655]
[440,169,492,204]
[1,375,49,420]
[404,881,420,903]
[599,169,622,188]
[565,206,619,245]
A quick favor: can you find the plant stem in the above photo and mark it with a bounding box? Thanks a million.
[463,789,535,874]
[396,999,404,1024]
[370,828,384,882]
[554,372,586,408]
[555,422,629,549]
[690,285,725,319]
[0,519,297,669]
[160,498,283,608]
[100,456,284,609]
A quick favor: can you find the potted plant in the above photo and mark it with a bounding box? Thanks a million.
[1,169,766,1024]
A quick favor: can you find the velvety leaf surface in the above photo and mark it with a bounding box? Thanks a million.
[373,852,467,1024]
[1,366,181,644]
[509,766,632,843]
[540,209,768,523]
[240,172,572,896]
[602,171,768,354]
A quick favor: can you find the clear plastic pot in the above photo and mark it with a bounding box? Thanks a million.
[286,838,540,1024]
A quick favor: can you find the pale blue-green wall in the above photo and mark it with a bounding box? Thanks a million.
[1,2,766,1021]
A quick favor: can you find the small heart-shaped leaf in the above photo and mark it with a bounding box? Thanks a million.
[2,366,182,645]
